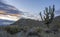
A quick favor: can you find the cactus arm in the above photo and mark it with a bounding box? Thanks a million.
[40,12,43,21]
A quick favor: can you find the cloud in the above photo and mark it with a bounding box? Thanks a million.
[0,15,20,21]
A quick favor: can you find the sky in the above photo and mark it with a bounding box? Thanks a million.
[1,0,60,17]
[0,0,60,25]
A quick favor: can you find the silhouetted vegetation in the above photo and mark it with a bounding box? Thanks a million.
[4,26,22,34]
[27,32,41,37]
[40,5,55,28]
[33,27,42,33]
[22,26,29,32]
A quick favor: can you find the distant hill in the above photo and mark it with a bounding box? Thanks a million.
[0,19,14,25]
[54,16,60,21]
[10,18,43,27]
[11,16,60,27]
[50,16,60,26]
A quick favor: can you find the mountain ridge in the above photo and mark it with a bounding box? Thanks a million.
[10,16,60,27]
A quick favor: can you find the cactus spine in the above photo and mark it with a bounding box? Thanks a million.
[40,5,55,28]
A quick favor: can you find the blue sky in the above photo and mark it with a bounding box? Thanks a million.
[2,0,60,16]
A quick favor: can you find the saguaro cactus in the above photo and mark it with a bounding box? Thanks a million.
[40,5,55,28]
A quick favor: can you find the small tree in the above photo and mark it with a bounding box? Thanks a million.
[40,5,55,28]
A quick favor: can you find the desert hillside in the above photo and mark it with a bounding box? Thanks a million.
[0,16,60,37]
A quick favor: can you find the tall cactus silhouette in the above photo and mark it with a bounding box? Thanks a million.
[40,5,55,28]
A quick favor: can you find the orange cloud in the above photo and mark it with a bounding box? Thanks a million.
[0,10,6,14]
[0,10,22,17]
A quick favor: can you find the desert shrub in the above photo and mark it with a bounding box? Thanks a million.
[4,26,22,34]
[33,27,42,33]
[23,26,29,32]
[56,21,60,28]
[27,32,41,37]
